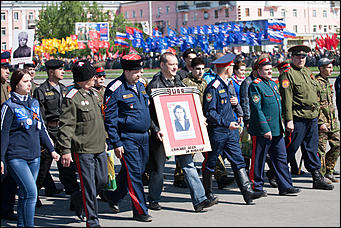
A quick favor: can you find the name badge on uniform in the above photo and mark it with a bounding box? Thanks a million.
[123,94,134,99]
[219,89,225,94]
[37,121,41,130]
[45,91,55,96]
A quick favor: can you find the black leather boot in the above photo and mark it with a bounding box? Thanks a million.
[202,170,218,203]
[311,170,334,190]
[234,168,264,205]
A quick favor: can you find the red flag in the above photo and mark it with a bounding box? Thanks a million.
[129,46,138,54]
[77,42,86,49]
[99,40,105,49]
[126,26,143,34]
[89,30,100,40]
[104,41,110,49]
[113,50,119,59]
[87,40,94,49]
[119,49,126,57]
[70,34,78,40]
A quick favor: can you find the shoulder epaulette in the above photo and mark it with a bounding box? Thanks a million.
[66,88,78,99]
[109,80,122,92]
[212,80,220,88]
[253,78,262,84]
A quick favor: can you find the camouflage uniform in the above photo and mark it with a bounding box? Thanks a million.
[315,74,340,176]
[1,80,11,105]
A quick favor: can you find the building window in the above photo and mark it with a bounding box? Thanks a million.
[194,12,198,21]
[1,27,6,36]
[281,9,285,17]
[245,8,249,17]
[313,25,317,32]
[157,7,162,17]
[2,42,6,50]
[312,10,316,17]
[184,13,188,23]
[293,25,297,33]
[323,10,327,17]
[125,11,128,19]
[140,9,143,18]
[258,8,262,17]
[225,8,229,17]
[293,9,297,17]
[1,13,5,21]
[215,10,219,18]
[132,10,136,18]
[204,11,209,20]
[14,12,19,20]
[28,12,34,20]
[166,6,170,15]
[323,25,327,32]
[270,8,274,17]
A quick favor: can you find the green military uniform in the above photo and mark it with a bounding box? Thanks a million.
[58,85,106,155]
[315,74,340,176]
[279,64,319,121]
[1,80,11,105]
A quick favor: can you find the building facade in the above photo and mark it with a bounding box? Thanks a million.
[120,1,340,50]
[1,1,122,50]
[1,1,340,52]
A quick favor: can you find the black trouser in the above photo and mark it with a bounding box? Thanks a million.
[73,152,108,227]
[0,167,17,217]
[36,147,56,191]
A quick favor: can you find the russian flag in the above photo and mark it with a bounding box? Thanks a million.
[116,32,127,40]
[114,39,129,48]
[268,29,284,43]
[283,28,296,38]
[268,19,286,30]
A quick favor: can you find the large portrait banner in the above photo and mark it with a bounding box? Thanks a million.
[151,87,211,156]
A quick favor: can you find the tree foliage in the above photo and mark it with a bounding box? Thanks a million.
[35,1,144,56]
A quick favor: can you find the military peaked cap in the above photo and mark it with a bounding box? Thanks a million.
[288,45,311,56]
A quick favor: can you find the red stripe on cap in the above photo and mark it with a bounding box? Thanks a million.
[215,60,233,68]
[1,59,9,63]
[96,67,104,73]
[258,58,269,65]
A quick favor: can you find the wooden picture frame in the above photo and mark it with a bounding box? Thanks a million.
[151,87,211,156]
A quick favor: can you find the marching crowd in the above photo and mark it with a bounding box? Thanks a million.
[0,45,340,227]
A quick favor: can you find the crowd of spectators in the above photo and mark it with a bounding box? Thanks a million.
[25,48,341,72]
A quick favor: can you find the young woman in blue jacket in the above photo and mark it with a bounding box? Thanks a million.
[1,69,60,227]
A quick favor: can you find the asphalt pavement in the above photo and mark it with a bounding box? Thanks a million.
[1,152,340,227]
[1,78,340,227]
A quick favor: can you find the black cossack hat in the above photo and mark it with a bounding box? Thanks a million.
[72,60,96,82]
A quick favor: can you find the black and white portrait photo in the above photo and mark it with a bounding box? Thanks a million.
[168,102,196,140]
[11,29,35,65]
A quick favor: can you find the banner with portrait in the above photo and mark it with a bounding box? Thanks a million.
[11,29,35,65]
[151,87,211,156]
[75,22,109,42]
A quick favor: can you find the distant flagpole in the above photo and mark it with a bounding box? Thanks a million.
[149,1,152,37]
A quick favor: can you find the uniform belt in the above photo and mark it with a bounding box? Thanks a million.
[293,105,315,111]
[47,121,59,127]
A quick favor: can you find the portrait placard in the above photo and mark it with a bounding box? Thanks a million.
[11,29,35,65]
[151,87,211,156]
